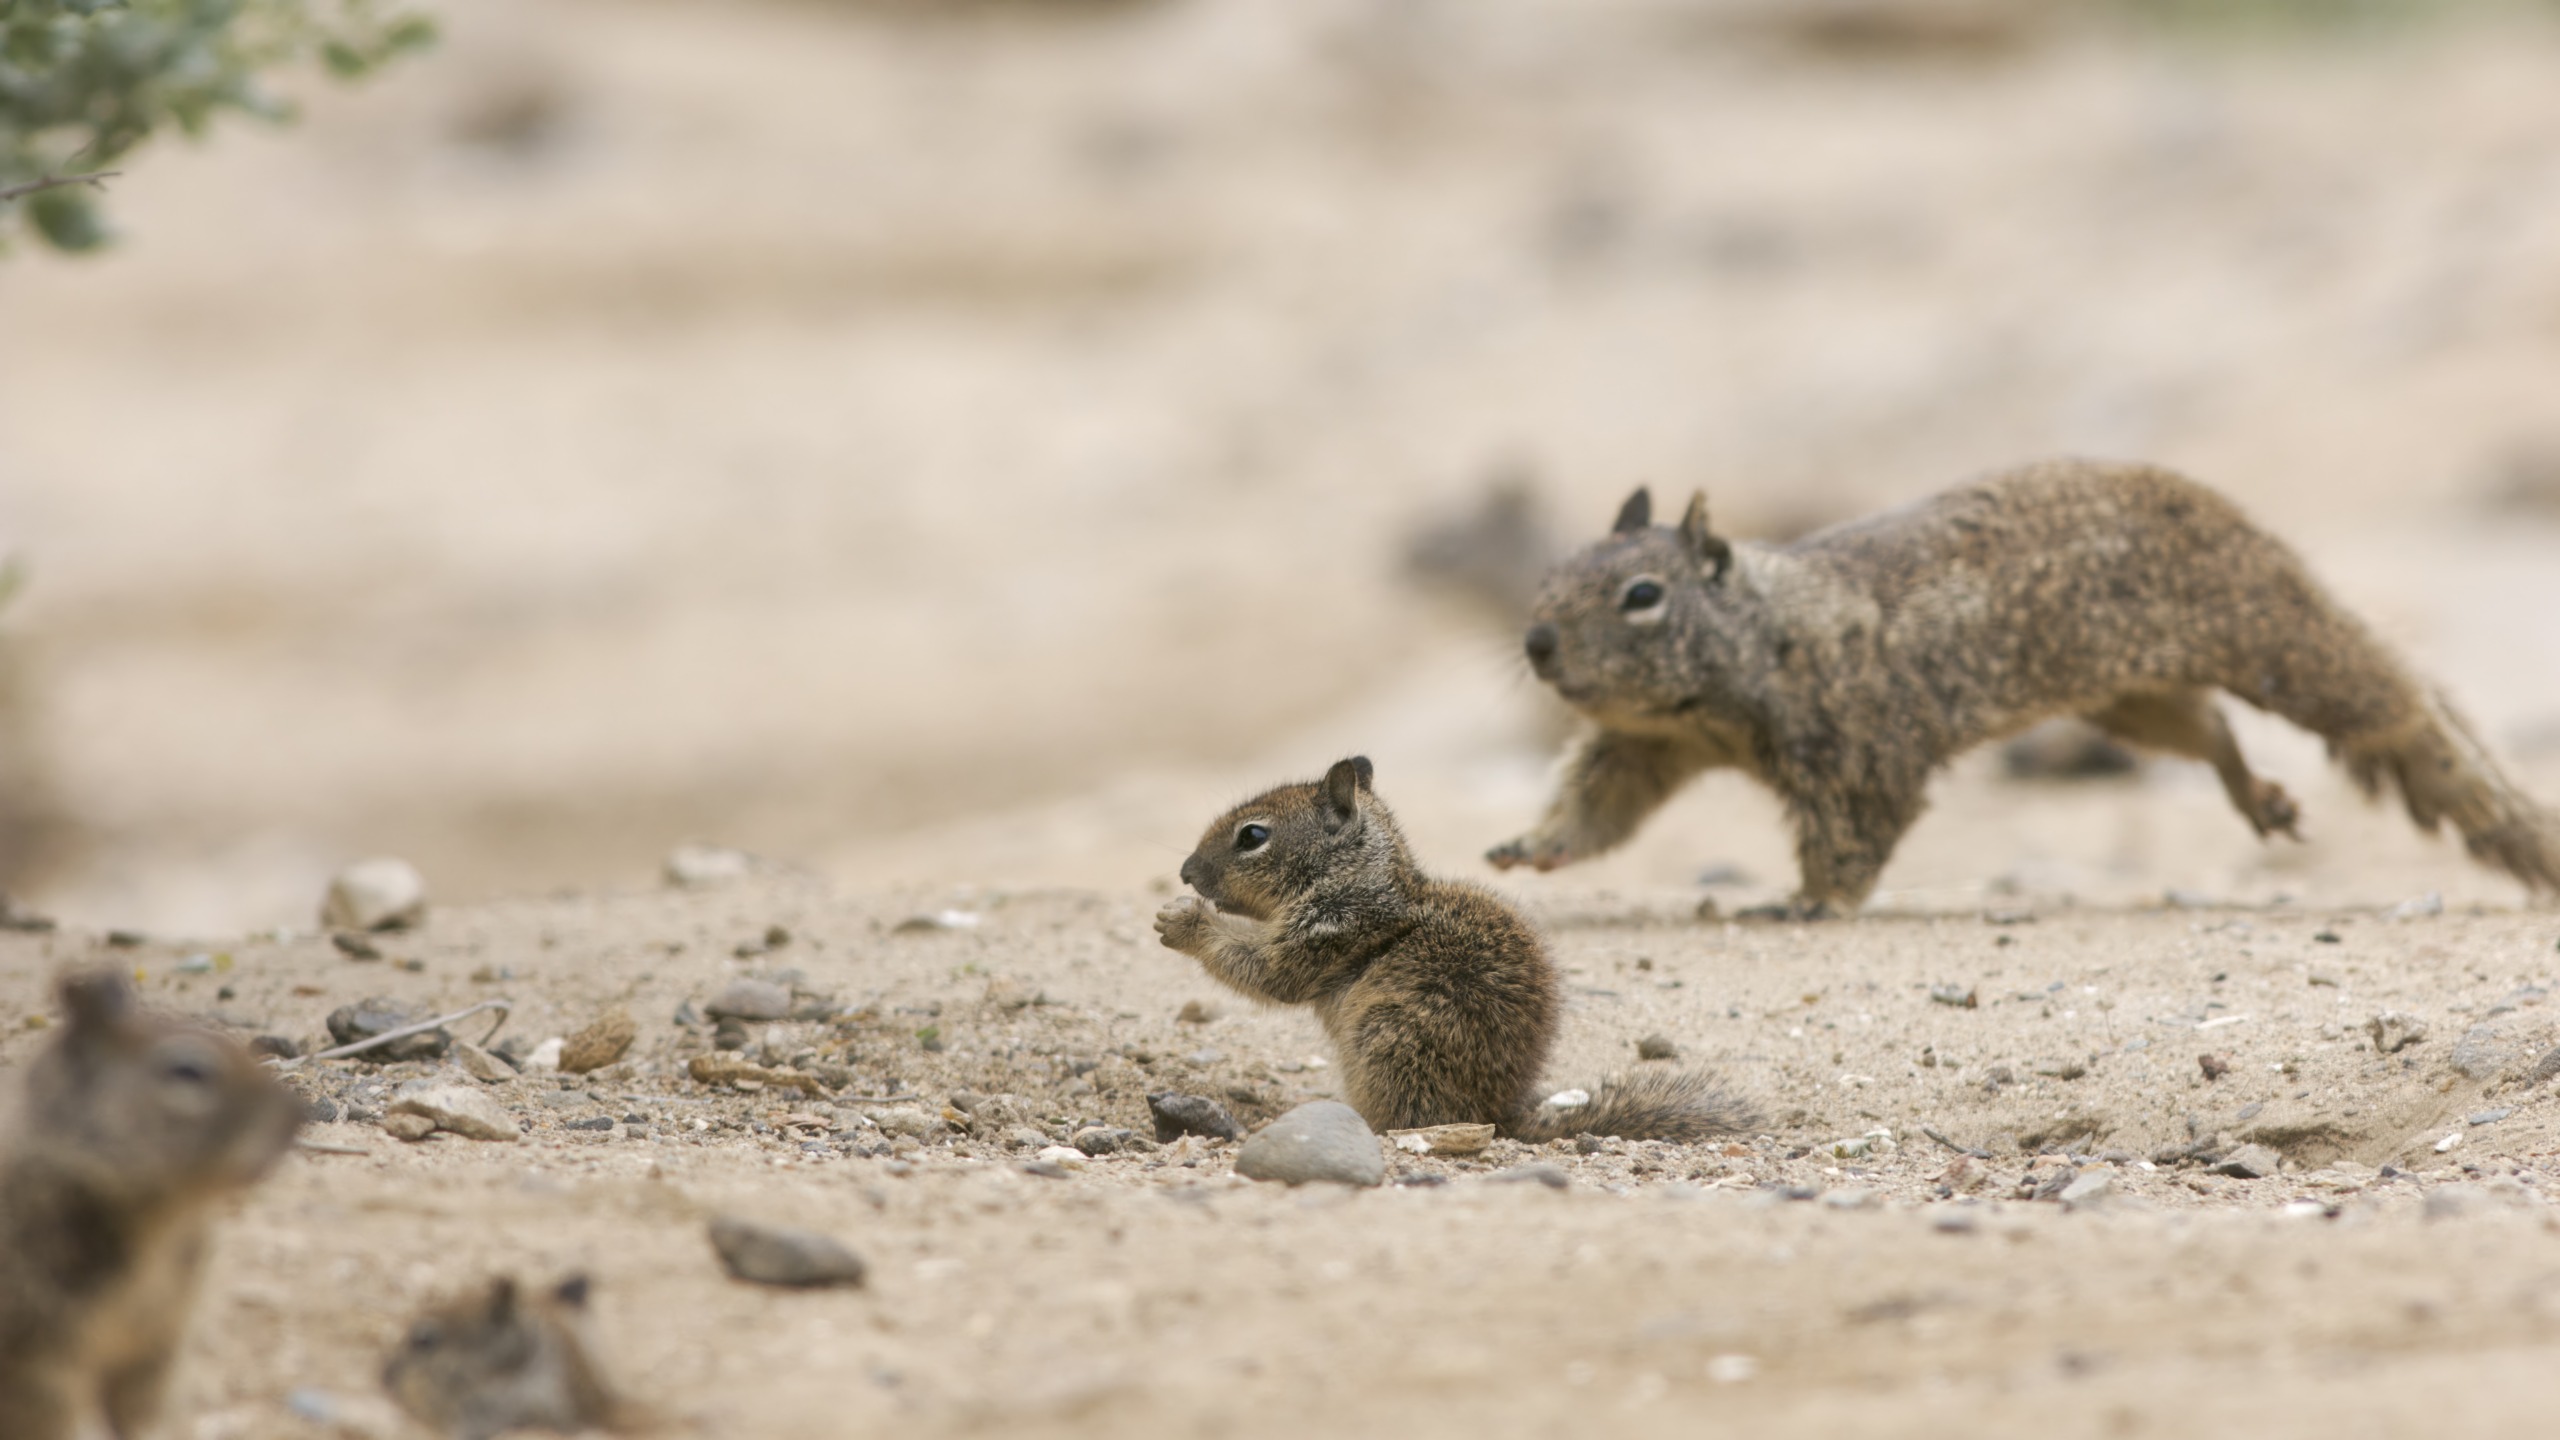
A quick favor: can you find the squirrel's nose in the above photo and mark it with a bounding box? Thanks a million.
[1523,622,1560,671]
[1178,855,1204,891]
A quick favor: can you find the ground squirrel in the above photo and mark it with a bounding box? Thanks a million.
[1491,458,2560,914]
[0,969,302,1440]
[1156,757,1757,1140]
[384,1273,635,1440]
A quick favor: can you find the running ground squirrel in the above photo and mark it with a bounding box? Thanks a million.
[1491,458,2560,914]
[384,1273,635,1440]
[0,969,302,1440]
[1156,757,1757,1140]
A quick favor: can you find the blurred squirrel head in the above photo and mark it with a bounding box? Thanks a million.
[15,968,302,1204]
[1523,487,1754,722]
[385,1274,614,1440]
[1176,757,1406,918]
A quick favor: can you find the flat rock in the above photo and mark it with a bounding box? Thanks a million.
[707,1215,867,1288]
[321,857,427,932]
[1234,1101,1384,1187]
[1148,1091,1244,1143]
[389,1082,519,1142]
[451,1039,517,1083]
[560,1008,636,1073]
[2059,1171,2114,1210]
[2211,1143,2281,1179]
[703,980,792,1022]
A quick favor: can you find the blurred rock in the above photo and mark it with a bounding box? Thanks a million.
[321,857,427,933]
[1148,1091,1244,1143]
[560,1008,636,1074]
[1234,1101,1383,1187]
[707,1215,866,1288]
[664,844,750,889]
[1718,0,2053,59]
[704,980,791,1022]
[1636,1034,1680,1060]
[452,1039,517,1083]
[2367,1012,2428,1054]
[325,997,448,1062]
[1401,465,1560,621]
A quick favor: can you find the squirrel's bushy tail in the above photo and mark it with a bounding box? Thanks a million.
[1506,1069,1759,1144]
[2331,692,2560,895]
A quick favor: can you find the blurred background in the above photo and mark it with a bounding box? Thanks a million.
[5,0,2560,936]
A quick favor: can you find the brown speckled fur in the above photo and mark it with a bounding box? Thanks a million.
[1494,458,2560,914]
[0,971,302,1440]
[1157,758,1757,1141]
[384,1274,636,1440]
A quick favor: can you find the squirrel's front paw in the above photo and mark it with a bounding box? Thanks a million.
[1486,835,1574,873]
[1153,895,1212,952]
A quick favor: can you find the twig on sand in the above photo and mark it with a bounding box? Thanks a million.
[1923,1124,1992,1159]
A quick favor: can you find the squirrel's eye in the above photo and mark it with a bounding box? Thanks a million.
[155,1040,220,1086]
[1620,579,1665,612]
[1235,823,1271,853]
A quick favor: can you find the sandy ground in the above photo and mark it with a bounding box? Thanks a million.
[7,0,2560,931]
[5,2,2560,1436]
[5,869,2560,1439]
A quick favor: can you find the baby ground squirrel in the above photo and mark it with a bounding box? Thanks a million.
[1156,757,1756,1140]
[1492,458,2560,914]
[0,969,302,1440]
[383,1273,635,1440]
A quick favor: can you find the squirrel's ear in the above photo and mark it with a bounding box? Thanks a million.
[1612,487,1652,535]
[553,1275,592,1310]
[54,968,132,1033]
[1321,757,1370,824]
[1680,491,1733,583]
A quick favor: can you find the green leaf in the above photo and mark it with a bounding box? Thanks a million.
[27,186,110,252]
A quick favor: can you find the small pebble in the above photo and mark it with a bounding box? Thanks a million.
[1072,1126,1134,1156]
[1635,1034,1679,1061]
[1035,1145,1089,1171]
[1176,999,1218,1024]
[2211,1144,2281,1179]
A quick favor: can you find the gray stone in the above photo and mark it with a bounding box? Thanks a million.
[2467,1107,2513,1126]
[324,997,448,1062]
[1488,1163,1572,1190]
[1233,1101,1384,1187]
[704,979,792,1022]
[2452,1024,2515,1081]
[866,1106,941,1139]
[388,1082,518,1142]
[2210,1143,2281,1179]
[1148,1091,1244,1143]
[321,857,427,932]
[2366,1011,2428,1054]
[2423,1183,2489,1221]
[2059,1171,2114,1210]
[1072,1126,1135,1156]
[707,1215,867,1288]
